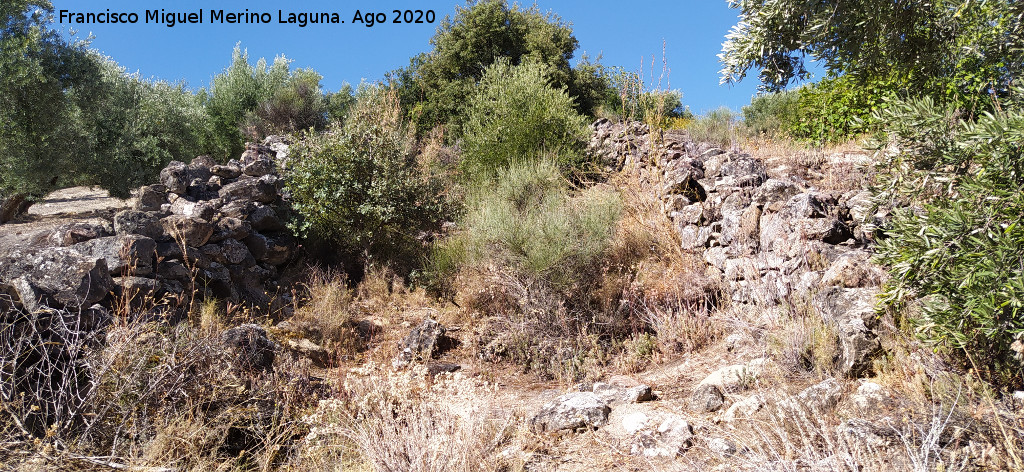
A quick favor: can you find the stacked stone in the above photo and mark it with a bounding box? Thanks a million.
[589,120,887,377]
[0,142,295,315]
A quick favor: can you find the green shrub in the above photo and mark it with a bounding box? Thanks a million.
[743,89,801,137]
[81,58,211,198]
[430,159,621,381]
[203,45,289,159]
[205,45,333,159]
[325,82,356,124]
[460,59,589,182]
[458,159,620,294]
[875,91,1024,386]
[788,76,894,143]
[1,4,209,202]
[741,75,905,144]
[388,0,613,136]
[285,85,447,271]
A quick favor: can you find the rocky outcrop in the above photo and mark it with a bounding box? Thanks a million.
[0,141,296,315]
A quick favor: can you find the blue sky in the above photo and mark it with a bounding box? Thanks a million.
[50,1,795,114]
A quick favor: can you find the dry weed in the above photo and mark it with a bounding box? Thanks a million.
[299,363,515,472]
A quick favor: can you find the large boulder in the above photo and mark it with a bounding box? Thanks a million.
[47,220,113,246]
[134,184,168,212]
[68,234,157,276]
[218,176,278,204]
[113,210,164,240]
[0,247,114,311]
[717,156,767,187]
[161,215,214,247]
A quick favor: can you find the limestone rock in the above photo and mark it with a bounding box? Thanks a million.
[792,378,843,412]
[530,392,611,433]
[752,178,802,206]
[631,415,693,457]
[0,247,114,311]
[69,234,156,277]
[852,381,892,414]
[698,358,767,392]
[219,175,278,204]
[592,382,653,404]
[719,395,764,423]
[134,184,168,212]
[814,288,882,377]
[113,210,164,240]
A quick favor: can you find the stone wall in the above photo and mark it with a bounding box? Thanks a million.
[0,138,296,317]
[590,120,888,376]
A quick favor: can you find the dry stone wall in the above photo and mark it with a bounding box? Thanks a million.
[0,138,296,317]
[590,120,887,377]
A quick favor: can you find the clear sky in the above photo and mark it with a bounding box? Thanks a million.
[50,1,789,114]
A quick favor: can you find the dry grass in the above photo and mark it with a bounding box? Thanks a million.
[769,298,840,378]
[298,363,517,472]
[743,135,875,193]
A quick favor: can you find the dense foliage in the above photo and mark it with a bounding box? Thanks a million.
[720,0,1023,99]
[725,0,1024,385]
[285,86,447,270]
[460,59,589,182]
[388,0,614,136]
[744,76,896,143]
[1,2,209,201]
[461,159,621,292]
[874,93,1024,384]
[203,46,343,160]
[82,58,211,198]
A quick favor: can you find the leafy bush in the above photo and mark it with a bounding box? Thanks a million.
[285,85,447,271]
[205,45,333,159]
[460,59,589,182]
[875,91,1024,385]
[81,57,211,198]
[430,159,621,380]
[325,82,356,124]
[742,76,897,143]
[789,76,894,143]
[1,4,210,202]
[743,89,800,137]
[203,45,289,159]
[388,0,614,136]
[458,159,620,292]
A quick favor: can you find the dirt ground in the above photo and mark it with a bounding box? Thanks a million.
[0,187,128,251]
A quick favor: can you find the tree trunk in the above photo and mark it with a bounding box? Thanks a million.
[0,193,30,224]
